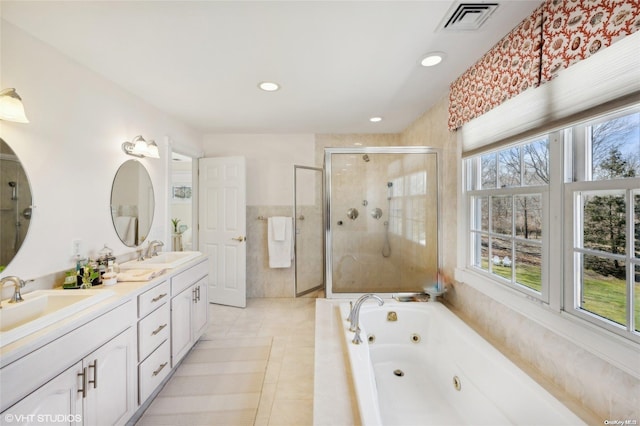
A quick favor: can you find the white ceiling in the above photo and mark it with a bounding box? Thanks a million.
[1,1,541,134]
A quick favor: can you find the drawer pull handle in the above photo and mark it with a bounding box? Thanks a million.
[153,362,168,377]
[152,293,167,303]
[151,323,167,336]
[88,359,98,389]
[78,367,87,398]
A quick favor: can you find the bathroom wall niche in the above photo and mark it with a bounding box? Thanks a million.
[111,160,154,247]
[0,138,33,270]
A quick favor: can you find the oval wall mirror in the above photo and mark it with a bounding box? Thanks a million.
[111,160,155,247]
[0,138,33,271]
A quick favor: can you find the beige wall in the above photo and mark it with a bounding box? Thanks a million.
[400,97,458,277]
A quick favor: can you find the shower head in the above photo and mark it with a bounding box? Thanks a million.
[362,154,370,162]
[8,181,17,200]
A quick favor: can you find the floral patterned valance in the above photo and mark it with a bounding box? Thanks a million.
[448,0,640,131]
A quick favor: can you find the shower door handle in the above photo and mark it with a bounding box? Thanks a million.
[231,236,246,242]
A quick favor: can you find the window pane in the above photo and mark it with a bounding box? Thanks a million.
[582,191,626,255]
[472,233,489,271]
[481,153,497,189]
[591,112,640,180]
[491,238,512,281]
[516,242,542,292]
[492,196,512,236]
[581,254,626,326]
[471,196,489,232]
[515,195,542,240]
[499,147,521,187]
[636,265,640,333]
[523,138,550,185]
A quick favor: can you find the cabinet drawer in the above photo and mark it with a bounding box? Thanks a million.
[138,340,171,405]
[171,260,208,296]
[138,303,170,362]
[138,280,169,318]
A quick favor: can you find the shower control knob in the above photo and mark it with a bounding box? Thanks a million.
[346,208,359,220]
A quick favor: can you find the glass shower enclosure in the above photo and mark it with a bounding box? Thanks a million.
[324,147,440,297]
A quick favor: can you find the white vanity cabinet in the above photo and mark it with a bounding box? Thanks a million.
[1,255,210,425]
[170,259,208,366]
[1,302,136,426]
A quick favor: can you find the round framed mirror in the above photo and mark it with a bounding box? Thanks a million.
[0,138,33,271]
[111,160,155,247]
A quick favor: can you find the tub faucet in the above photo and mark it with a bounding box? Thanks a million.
[348,294,384,345]
[1,276,32,304]
[146,240,164,258]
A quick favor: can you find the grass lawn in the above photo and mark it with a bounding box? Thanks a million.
[479,261,639,330]
[582,269,638,329]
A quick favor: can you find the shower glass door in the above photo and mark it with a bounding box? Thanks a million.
[325,147,440,297]
[294,165,324,296]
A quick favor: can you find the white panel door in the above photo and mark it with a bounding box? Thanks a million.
[199,157,247,308]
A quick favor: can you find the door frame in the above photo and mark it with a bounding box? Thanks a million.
[293,165,325,297]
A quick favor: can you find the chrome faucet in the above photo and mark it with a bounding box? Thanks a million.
[1,276,32,305]
[348,293,384,345]
[146,240,164,258]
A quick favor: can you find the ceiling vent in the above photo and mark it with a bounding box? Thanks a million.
[440,2,499,31]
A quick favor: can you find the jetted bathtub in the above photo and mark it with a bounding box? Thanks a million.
[339,300,585,426]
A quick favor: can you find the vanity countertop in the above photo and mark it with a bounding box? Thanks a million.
[0,254,208,368]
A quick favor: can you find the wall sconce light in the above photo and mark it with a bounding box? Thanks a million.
[0,88,29,123]
[121,135,160,158]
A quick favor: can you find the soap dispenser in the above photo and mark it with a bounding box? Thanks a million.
[98,244,116,275]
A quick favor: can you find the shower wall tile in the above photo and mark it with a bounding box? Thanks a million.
[314,134,401,168]
[400,98,458,278]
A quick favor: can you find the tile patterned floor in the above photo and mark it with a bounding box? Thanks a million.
[137,297,316,426]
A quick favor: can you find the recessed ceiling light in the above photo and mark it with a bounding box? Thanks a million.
[369,116,383,123]
[258,81,280,92]
[420,52,446,67]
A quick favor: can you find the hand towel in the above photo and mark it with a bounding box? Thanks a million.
[268,216,293,268]
[270,216,288,241]
[117,268,166,282]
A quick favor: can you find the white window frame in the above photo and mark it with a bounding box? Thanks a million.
[458,108,640,378]
[465,134,555,303]
[563,105,640,343]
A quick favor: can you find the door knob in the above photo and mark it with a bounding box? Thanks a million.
[231,236,246,242]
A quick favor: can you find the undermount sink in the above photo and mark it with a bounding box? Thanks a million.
[0,289,114,348]
[119,251,202,270]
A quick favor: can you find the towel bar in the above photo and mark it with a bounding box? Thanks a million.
[256,215,304,221]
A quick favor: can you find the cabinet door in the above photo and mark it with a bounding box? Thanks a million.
[83,328,135,426]
[171,286,193,366]
[192,279,209,340]
[2,362,82,425]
